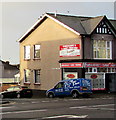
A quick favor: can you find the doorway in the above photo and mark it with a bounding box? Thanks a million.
[105,73,116,92]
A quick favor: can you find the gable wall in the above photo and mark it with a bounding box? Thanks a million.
[0,62,3,78]
[20,18,82,90]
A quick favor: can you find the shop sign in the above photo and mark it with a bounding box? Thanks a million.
[91,74,97,79]
[61,63,83,68]
[61,62,116,68]
[64,72,77,79]
[85,73,105,91]
[84,63,116,68]
[67,74,75,78]
[60,44,80,57]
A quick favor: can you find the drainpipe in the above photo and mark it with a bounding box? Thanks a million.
[81,35,85,60]
[81,35,85,78]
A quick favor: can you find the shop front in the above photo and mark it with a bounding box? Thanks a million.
[60,62,116,91]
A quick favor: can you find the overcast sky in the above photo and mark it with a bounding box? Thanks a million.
[0,1,115,64]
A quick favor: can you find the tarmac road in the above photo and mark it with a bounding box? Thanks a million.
[1,95,115,120]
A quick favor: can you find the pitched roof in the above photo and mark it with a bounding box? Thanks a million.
[109,20,116,30]
[81,16,104,34]
[0,60,19,70]
[47,13,89,34]
[18,13,116,42]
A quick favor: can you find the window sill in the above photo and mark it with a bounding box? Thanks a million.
[33,58,41,60]
[34,83,41,85]
[24,59,31,61]
[24,82,31,85]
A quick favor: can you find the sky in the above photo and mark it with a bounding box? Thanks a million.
[0,1,115,64]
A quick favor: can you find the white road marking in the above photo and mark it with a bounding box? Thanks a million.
[53,100,59,102]
[69,97,113,101]
[31,102,39,104]
[68,115,88,118]
[42,101,49,103]
[42,115,88,119]
[83,107,115,111]
[1,109,47,115]
[70,106,87,109]
[70,104,115,110]
[0,106,15,109]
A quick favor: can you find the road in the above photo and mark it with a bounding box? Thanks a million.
[1,96,115,120]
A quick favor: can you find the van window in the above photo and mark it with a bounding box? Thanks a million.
[55,82,64,89]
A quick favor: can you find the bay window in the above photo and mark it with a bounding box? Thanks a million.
[93,40,112,59]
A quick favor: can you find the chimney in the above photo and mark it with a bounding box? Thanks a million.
[55,10,57,17]
[6,61,9,64]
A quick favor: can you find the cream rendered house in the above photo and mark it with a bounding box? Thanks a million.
[19,13,116,92]
[19,13,81,90]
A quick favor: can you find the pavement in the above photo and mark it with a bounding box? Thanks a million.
[91,92,116,98]
[0,92,115,105]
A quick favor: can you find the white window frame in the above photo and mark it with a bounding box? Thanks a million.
[93,40,112,59]
[24,69,31,83]
[34,69,40,84]
[92,68,97,73]
[34,45,40,59]
[24,45,30,60]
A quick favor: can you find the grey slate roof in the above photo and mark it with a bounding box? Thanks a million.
[47,13,89,34]
[110,20,116,30]
[81,16,104,34]
[47,13,116,35]
[19,13,116,42]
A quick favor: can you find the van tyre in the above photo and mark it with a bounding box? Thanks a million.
[48,92,54,98]
[72,91,79,98]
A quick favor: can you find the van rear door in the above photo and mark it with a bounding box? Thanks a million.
[81,79,91,92]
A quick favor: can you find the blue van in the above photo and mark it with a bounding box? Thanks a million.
[46,78,92,98]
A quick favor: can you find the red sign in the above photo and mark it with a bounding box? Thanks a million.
[92,88,106,90]
[60,44,80,57]
[84,63,116,68]
[61,63,83,68]
[67,74,75,78]
[91,74,97,79]
[61,62,116,68]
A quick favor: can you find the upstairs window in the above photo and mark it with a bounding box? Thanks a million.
[24,45,30,60]
[93,40,112,59]
[34,45,40,59]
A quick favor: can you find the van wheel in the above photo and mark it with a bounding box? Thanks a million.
[48,93,54,98]
[72,91,79,98]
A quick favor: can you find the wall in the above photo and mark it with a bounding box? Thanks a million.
[83,36,92,59]
[0,61,3,78]
[20,17,81,90]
